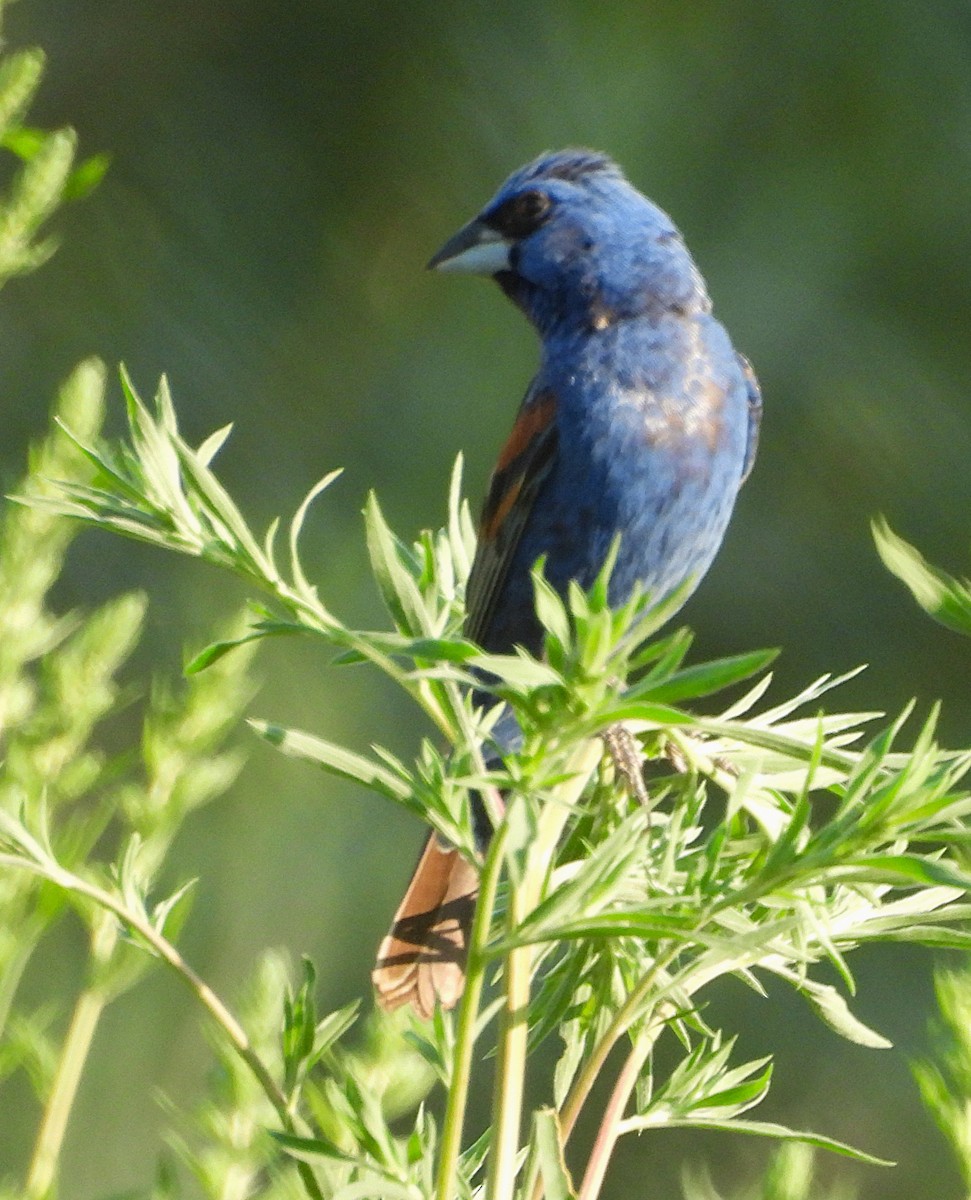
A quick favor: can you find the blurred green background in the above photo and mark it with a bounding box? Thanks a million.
[2,1,971,1196]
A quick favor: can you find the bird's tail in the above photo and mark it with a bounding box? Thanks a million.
[372,833,478,1018]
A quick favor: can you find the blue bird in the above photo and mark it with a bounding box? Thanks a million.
[373,149,761,1016]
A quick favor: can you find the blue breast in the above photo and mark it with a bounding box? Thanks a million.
[478,312,749,655]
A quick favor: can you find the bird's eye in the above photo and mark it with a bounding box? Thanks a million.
[487,189,552,238]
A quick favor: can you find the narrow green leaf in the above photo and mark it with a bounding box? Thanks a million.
[469,652,563,690]
[838,855,971,890]
[249,720,410,800]
[628,625,693,673]
[697,717,858,773]
[515,812,648,942]
[283,957,319,1093]
[177,441,269,568]
[859,926,971,950]
[701,1063,773,1111]
[595,700,691,727]
[51,417,153,505]
[587,535,621,610]
[402,636,478,663]
[1,124,46,160]
[458,1126,492,1178]
[446,452,473,580]
[873,516,971,637]
[491,910,706,952]
[271,1130,355,1162]
[326,632,477,669]
[529,1109,576,1200]
[196,422,234,467]
[626,648,778,705]
[0,50,46,140]
[290,470,343,595]
[620,1116,892,1166]
[363,490,430,636]
[118,369,187,521]
[262,514,281,572]
[185,622,302,673]
[313,1000,360,1059]
[150,879,196,937]
[63,151,111,201]
[0,123,76,277]
[185,636,256,673]
[621,584,696,656]
[532,565,572,650]
[794,979,892,1049]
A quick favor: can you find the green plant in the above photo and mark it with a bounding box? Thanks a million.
[4,13,971,1199]
[6,369,970,1199]
[0,21,297,1200]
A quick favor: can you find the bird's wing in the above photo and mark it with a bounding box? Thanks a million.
[737,353,762,487]
[464,384,559,647]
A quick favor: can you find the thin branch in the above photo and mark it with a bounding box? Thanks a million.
[25,979,107,1198]
[577,1032,655,1200]
[0,853,325,1200]
[557,948,679,1146]
[436,823,509,1200]
[491,739,603,1200]
[486,871,532,1200]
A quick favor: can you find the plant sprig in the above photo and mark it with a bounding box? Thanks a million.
[10,370,971,1199]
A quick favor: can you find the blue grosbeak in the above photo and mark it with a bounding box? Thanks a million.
[373,149,761,1016]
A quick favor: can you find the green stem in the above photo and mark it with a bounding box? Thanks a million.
[486,873,532,1200]
[488,738,604,1200]
[557,945,679,1144]
[0,853,325,1200]
[436,823,508,1200]
[25,981,107,1199]
[554,944,758,1198]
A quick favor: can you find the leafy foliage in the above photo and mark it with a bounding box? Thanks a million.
[7,369,971,1200]
[0,365,262,1198]
[912,965,971,1194]
[3,17,971,1198]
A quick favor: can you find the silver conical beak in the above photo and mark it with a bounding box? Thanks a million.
[427,218,512,274]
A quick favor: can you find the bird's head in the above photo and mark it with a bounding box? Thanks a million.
[428,149,709,336]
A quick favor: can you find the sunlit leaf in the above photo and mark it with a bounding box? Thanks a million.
[874,517,971,637]
[249,720,410,801]
[625,648,778,705]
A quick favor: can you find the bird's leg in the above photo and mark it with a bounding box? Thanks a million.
[664,735,689,775]
[664,730,739,783]
[603,722,651,808]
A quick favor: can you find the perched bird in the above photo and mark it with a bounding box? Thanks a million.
[373,149,761,1017]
